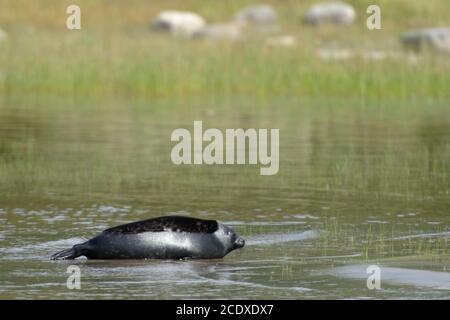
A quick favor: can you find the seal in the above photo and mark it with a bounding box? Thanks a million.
[50,216,245,260]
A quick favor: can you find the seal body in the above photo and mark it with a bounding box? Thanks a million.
[51,216,245,260]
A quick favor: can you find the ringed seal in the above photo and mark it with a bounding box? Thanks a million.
[50,216,245,260]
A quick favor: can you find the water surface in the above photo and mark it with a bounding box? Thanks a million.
[0,96,449,299]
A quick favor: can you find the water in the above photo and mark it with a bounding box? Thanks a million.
[0,96,449,299]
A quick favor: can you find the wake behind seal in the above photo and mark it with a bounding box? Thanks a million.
[50,215,245,260]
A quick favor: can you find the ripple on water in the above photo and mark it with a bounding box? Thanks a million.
[0,237,86,260]
[291,214,319,220]
[228,220,311,227]
[329,265,450,290]
[247,230,319,246]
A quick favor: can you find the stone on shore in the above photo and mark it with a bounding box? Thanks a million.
[304,2,356,26]
[402,28,450,54]
[234,4,278,25]
[151,11,206,37]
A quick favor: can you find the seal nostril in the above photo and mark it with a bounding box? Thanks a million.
[235,237,245,248]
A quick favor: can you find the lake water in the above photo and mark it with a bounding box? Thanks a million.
[0,96,449,299]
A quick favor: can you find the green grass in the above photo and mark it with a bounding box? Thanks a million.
[0,0,449,101]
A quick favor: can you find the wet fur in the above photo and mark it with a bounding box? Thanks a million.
[104,216,218,234]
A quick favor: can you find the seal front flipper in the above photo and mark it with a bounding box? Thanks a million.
[50,243,87,260]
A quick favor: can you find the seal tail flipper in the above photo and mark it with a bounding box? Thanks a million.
[50,243,86,260]
[50,247,78,260]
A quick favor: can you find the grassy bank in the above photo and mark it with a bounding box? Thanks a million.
[0,0,449,101]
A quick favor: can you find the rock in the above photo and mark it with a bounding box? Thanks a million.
[265,35,297,48]
[234,4,278,25]
[360,50,418,64]
[316,48,355,60]
[360,50,394,61]
[151,11,205,37]
[402,28,450,54]
[317,48,419,65]
[304,2,356,26]
[192,23,243,41]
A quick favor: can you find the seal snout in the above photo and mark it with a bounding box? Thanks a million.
[235,237,245,249]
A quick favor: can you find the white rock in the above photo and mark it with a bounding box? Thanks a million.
[151,11,206,37]
[234,4,278,24]
[317,48,355,60]
[318,48,419,65]
[193,22,244,41]
[265,35,297,48]
[305,2,356,26]
[402,28,450,54]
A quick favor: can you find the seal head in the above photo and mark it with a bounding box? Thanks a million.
[215,223,245,253]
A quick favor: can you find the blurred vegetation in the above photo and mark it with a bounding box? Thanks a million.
[0,0,449,101]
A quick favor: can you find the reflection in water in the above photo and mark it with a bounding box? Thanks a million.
[246,230,319,246]
[418,116,449,173]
